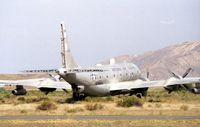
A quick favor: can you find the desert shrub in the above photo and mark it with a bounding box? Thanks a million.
[117,96,144,107]
[37,101,57,111]
[105,96,113,101]
[85,103,104,111]
[3,93,11,99]
[148,98,162,103]
[0,88,7,94]
[0,97,5,104]
[67,107,84,113]
[17,97,26,101]
[180,105,189,111]
[26,96,49,103]
[20,109,27,114]
[85,96,113,102]
[155,103,162,108]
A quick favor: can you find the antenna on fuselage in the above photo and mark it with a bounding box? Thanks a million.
[109,58,116,65]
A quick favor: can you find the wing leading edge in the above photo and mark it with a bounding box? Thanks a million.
[109,77,200,91]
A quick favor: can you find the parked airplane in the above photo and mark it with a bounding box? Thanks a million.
[0,74,71,95]
[54,22,200,100]
[1,22,200,99]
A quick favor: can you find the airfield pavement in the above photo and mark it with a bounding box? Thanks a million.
[0,115,200,121]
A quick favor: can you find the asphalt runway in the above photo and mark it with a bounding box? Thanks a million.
[0,115,200,121]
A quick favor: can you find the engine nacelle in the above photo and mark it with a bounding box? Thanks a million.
[12,87,27,95]
[191,88,200,94]
[38,87,56,95]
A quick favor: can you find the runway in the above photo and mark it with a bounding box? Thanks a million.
[0,115,199,121]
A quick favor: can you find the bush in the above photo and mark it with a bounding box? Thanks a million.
[67,107,84,113]
[0,97,5,104]
[37,101,57,111]
[17,97,26,102]
[85,103,104,111]
[117,96,144,107]
[85,96,113,102]
[148,98,162,103]
[20,109,27,114]
[180,105,189,111]
[3,93,11,99]
[26,96,49,103]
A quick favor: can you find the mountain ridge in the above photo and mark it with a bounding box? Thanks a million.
[102,40,200,80]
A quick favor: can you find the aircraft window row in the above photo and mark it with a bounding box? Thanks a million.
[68,69,104,72]
[96,72,135,80]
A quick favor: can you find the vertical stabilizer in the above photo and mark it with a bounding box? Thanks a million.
[60,22,78,69]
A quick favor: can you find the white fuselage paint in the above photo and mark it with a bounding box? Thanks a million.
[59,63,142,96]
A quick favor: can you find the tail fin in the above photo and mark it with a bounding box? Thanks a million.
[60,22,78,69]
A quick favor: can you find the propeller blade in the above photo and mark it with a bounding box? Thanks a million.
[59,76,62,81]
[167,69,181,79]
[146,68,149,79]
[182,68,192,78]
[48,74,57,81]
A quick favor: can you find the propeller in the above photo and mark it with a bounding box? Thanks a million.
[48,73,63,81]
[182,68,192,78]
[166,67,193,93]
[168,67,192,79]
[146,68,150,79]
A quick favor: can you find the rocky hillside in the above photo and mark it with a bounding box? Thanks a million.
[103,41,200,80]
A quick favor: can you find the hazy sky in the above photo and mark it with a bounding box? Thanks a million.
[0,0,200,73]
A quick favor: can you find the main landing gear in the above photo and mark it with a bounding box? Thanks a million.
[71,84,86,100]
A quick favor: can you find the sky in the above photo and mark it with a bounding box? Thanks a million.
[0,0,200,73]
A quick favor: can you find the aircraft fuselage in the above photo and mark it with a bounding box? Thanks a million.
[59,63,142,96]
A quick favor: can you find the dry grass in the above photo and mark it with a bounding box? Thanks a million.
[0,89,200,116]
[85,103,104,111]
[37,101,57,111]
[117,96,144,107]
[0,120,200,127]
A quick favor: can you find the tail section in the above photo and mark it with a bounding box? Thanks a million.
[60,22,78,69]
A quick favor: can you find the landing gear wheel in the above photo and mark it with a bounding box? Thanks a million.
[72,92,86,100]
[71,84,86,101]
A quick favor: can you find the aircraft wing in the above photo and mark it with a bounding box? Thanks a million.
[0,79,45,87]
[0,78,71,90]
[109,80,164,91]
[109,77,200,91]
